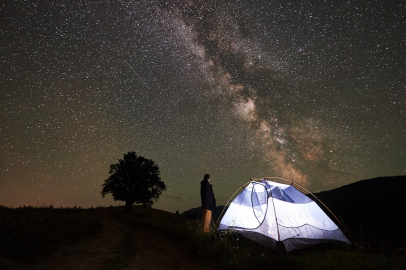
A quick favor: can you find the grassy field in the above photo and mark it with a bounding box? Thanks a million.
[0,205,103,262]
[1,205,405,269]
[116,206,406,270]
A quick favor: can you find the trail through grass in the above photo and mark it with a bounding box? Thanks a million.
[99,210,138,270]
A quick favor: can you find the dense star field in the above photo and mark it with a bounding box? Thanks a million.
[1,0,405,213]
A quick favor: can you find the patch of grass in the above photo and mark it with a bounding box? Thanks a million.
[0,207,103,262]
[115,206,406,270]
[351,225,406,256]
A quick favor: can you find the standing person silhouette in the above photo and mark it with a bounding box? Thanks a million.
[200,174,216,233]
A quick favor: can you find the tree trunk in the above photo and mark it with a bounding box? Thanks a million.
[125,201,133,212]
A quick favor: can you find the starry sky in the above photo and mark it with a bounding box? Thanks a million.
[1,0,405,213]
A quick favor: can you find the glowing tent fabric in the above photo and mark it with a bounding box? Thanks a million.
[218,180,350,252]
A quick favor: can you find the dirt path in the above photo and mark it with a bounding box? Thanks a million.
[0,209,217,270]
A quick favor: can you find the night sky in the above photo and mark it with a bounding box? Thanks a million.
[1,0,405,213]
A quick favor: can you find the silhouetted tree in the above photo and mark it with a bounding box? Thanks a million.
[101,151,166,211]
[176,210,179,215]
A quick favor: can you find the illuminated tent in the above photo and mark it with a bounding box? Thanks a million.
[218,178,352,252]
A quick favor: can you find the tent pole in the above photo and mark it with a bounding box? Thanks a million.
[268,182,283,254]
[218,181,251,222]
[309,193,356,244]
[287,181,356,245]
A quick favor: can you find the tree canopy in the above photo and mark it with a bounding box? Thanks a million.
[101,151,166,211]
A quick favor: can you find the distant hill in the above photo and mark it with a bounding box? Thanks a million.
[311,175,406,247]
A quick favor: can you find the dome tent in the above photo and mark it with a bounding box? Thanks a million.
[218,178,352,253]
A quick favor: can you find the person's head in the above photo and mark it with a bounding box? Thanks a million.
[204,174,210,181]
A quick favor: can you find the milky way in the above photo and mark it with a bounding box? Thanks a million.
[1,0,405,212]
